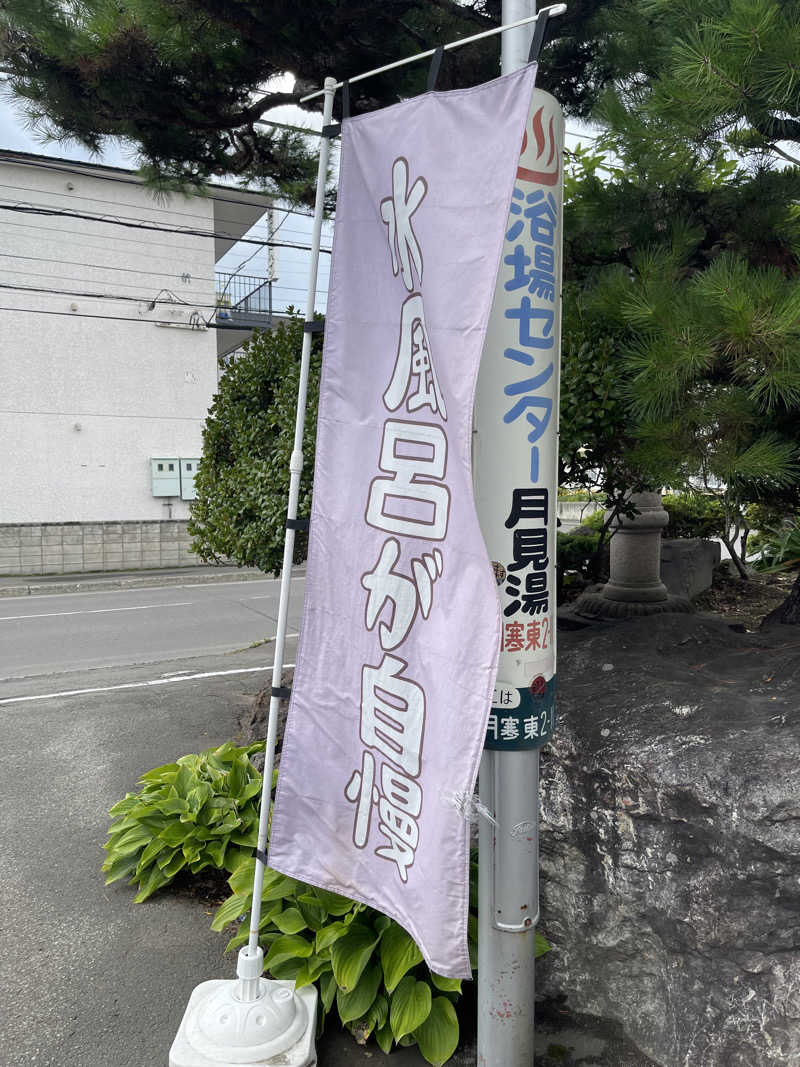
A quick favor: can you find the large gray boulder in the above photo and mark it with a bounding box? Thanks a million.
[538,614,800,1067]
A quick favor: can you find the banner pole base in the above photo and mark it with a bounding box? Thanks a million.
[168,974,317,1067]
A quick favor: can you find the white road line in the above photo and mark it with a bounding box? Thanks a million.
[14,573,306,602]
[0,602,193,622]
[0,662,297,706]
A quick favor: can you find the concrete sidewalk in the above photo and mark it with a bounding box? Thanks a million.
[0,564,270,598]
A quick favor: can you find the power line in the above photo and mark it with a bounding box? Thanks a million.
[0,176,333,239]
[0,302,314,328]
[0,212,332,261]
[0,199,332,253]
[0,152,321,220]
[0,278,319,312]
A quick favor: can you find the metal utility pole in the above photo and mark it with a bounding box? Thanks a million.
[475,1,564,1064]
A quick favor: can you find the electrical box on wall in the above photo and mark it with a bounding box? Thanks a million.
[151,458,180,496]
[180,458,201,501]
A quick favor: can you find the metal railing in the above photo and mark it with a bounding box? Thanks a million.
[215,272,273,320]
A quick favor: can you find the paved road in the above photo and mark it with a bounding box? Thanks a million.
[0,576,305,682]
[0,575,653,1067]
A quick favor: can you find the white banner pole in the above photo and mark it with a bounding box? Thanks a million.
[476,3,565,1062]
[169,76,337,1067]
[244,74,338,973]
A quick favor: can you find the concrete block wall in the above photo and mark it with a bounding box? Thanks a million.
[0,521,200,576]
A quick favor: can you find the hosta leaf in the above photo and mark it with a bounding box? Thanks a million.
[376,1022,394,1054]
[380,921,423,993]
[159,823,190,847]
[210,893,249,932]
[413,995,459,1066]
[315,921,349,953]
[133,865,170,902]
[294,954,331,989]
[535,931,551,957]
[264,934,313,970]
[173,764,197,799]
[260,868,297,902]
[139,763,180,783]
[336,962,382,1024]
[228,858,257,894]
[296,893,327,930]
[320,971,337,1014]
[203,839,227,868]
[430,972,462,993]
[225,927,251,953]
[156,847,179,871]
[331,923,380,993]
[390,976,432,1041]
[312,887,355,916]
[155,797,189,817]
[111,824,152,856]
[268,957,305,981]
[108,794,139,817]
[273,907,307,935]
[162,851,187,878]
[102,853,138,885]
[240,780,263,802]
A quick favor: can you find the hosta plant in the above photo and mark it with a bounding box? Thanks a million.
[104,744,550,1064]
[102,742,266,902]
[212,851,550,1065]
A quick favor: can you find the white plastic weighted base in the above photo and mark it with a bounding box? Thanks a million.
[169,979,317,1067]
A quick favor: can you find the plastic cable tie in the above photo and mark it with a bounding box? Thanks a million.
[286,517,310,531]
[528,9,552,64]
[427,46,444,92]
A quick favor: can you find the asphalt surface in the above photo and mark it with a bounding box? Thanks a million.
[0,575,304,679]
[0,568,656,1066]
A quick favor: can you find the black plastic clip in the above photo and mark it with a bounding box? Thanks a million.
[286,517,309,532]
[322,78,351,137]
[272,686,292,700]
[303,319,325,334]
[427,46,445,92]
[528,8,553,64]
[255,847,268,865]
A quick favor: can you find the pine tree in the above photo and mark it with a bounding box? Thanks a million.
[560,145,800,576]
[0,0,504,198]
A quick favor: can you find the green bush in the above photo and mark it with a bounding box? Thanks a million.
[662,493,725,540]
[556,488,604,502]
[557,529,602,574]
[188,315,323,574]
[752,517,800,572]
[102,742,265,902]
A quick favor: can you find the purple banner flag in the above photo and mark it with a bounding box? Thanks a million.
[268,64,537,978]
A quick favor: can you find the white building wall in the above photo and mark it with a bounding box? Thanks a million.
[0,159,219,523]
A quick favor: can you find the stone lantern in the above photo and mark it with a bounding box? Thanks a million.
[574,492,692,618]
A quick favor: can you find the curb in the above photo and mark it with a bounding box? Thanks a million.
[0,569,269,598]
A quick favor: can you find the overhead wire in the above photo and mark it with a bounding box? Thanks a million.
[0,199,332,252]
[0,261,319,300]
[0,278,318,311]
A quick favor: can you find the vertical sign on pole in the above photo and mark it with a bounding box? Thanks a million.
[474,60,564,1067]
